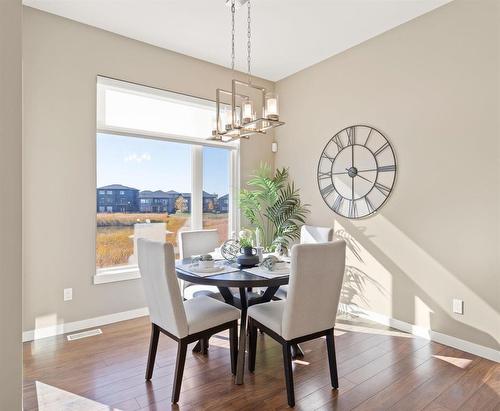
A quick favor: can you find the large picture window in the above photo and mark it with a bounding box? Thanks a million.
[95,77,239,284]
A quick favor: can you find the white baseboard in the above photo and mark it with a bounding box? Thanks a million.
[22,307,149,342]
[23,303,500,364]
[344,304,500,363]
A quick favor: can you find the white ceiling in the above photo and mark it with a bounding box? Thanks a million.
[23,0,452,81]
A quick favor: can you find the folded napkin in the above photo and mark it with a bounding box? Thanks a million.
[243,264,290,279]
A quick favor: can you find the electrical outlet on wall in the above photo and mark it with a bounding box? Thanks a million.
[64,288,73,301]
[452,298,463,315]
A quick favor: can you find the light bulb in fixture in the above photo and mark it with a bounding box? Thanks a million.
[242,99,254,124]
[222,107,232,131]
[265,92,279,120]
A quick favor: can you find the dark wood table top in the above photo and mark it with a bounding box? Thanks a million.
[175,258,289,288]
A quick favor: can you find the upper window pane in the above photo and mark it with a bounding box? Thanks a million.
[98,77,216,140]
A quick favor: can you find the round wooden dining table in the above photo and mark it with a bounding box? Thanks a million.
[176,259,289,385]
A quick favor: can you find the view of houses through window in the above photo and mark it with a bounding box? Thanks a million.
[95,77,237,275]
[96,133,231,270]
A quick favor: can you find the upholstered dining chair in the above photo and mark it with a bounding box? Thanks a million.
[275,224,334,301]
[300,224,334,244]
[247,240,346,407]
[138,239,239,404]
[178,229,221,300]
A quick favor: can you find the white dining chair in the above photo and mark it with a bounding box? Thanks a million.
[300,224,334,244]
[138,239,240,404]
[178,229,221,300]
[275,224,334,301]
[247,240,346,407]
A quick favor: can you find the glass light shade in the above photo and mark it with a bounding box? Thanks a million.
[234,106,242,127]
[242,99,255,124]
[221,107,232,131]
[265,92,279,120]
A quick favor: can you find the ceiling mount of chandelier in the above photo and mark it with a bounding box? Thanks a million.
[209,0,284,143]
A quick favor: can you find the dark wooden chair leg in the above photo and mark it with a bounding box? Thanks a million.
[326,329,339,389]
[282,342,295,407]
[192,340,202,353]
[229,321,238,375]
[201,337,209,355]
[171,339,188,403]
[248,318,257,372]
[291,343,304,359]
[145,323,160,380]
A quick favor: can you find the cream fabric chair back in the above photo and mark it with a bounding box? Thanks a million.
[138,239,189,338]
[282,240,346,340]
[178,229,220,259]
[300,225,334,244]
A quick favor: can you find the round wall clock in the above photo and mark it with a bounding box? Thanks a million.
[317,125,396,219]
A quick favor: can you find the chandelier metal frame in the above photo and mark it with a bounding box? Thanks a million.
[210,0,284,142]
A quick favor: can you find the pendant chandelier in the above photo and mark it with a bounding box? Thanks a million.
[209,0,284,142]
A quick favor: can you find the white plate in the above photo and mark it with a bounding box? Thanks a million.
[189,265,225,274]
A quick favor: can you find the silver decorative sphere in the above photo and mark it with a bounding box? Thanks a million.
[221,239,240,262]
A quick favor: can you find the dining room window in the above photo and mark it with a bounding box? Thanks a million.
[95,77,239,284]
[203,146,231,245]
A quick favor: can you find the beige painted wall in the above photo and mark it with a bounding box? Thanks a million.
[276,0,500,348]
[22,6,274,332]
[0,0,23,408]
[275,0,499,350]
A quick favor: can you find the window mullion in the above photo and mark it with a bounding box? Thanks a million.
[191,145,203,230]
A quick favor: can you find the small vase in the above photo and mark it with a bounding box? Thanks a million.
[237,246,259,268]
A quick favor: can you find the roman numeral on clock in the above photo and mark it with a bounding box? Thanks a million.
[332,135,345,151]
[321,184,335,198]
[374,181,391,196]
[346,127,355,145]
[374,142,389,157]
[332,195,344,212]
[348,200,358,218]
[365,196,375,213]
[378,164,396,172]
[318,171,332,181]
[321,152,335,163]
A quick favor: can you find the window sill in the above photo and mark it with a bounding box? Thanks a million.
[94,265,141,285]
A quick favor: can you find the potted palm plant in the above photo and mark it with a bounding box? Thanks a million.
[239,163,310,253]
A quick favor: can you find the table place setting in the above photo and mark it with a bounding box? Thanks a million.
[177,254,240,277]
[243,255,290,279]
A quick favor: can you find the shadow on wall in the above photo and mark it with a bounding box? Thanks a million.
[335,218,499,351]
[338,265,387,316]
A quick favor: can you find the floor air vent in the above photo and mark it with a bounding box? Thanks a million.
[67,328,102,341]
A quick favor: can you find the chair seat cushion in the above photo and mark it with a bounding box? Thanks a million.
[184,296,240,335]
[247,300,286,337]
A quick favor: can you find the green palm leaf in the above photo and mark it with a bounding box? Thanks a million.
[239,163,310,251]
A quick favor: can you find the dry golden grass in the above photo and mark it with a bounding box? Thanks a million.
[96,213,229,268]
[203,213,229,244]
[97,213,169,227]
[96,213,191,268]
[96,227,133,268]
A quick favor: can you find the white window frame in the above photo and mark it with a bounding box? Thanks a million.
[94,76,240,285]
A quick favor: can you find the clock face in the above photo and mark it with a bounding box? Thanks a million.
[317,125,396,219]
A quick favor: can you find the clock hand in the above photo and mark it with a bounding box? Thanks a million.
[331,171,349,175]
[352,142,354,169]
[345,169,373,184]
[356,174,373,184]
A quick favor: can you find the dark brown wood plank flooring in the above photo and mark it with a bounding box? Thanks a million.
[23,315,500,410]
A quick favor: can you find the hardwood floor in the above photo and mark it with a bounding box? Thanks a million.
[23,315,499,410]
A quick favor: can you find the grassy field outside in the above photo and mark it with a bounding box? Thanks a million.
[203,213,229,244]
[96,212,228,268]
